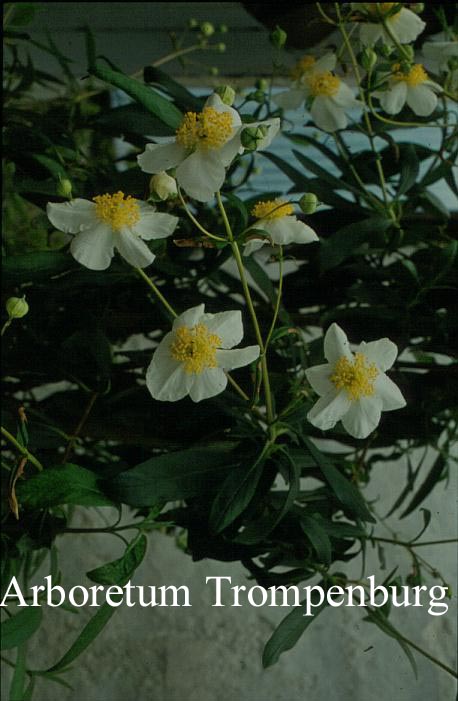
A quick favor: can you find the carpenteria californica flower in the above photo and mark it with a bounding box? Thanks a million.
[376,63,441,116]
[137,93,279,202]
[146,305,260,402]
[47,193,178,270]
[305,323,406,439]
[274,53,337,111]
[422,39,458,71]
[244,199,319,255]
[351,3,426,46]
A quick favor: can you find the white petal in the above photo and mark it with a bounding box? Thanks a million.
[390,9,426,44]
[243,238,266,256]
[324,323,352,364]
[305,363,333,397]
[315,54,337,72]
[188,368,228,402]
[218,134,244,167]
[274,89,306,110]
[131,212,178,240]
[115,229,155,268]
[176,150,225,202]
[311,98,347,132]
[375,373,406,411]
[406,85,438,116]
[216,345,260,370]
[70,224,114,270]
[331,82,360,109]
[307,390,351,431]
[137,142,187,174]
[173,304,205,330]
[380,81,407,115]
[358,338,398,372]
[201,310,243,349]
[47,199,96,234]
[341,396,383,439]
[359,23,383,46]
[146,342,192,402]
[266,217,319,245]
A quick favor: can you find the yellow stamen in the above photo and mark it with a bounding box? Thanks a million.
[330,353,379,400]
[308,72,340,97]
[291,55,316,80]
[176,107,233,151]
[392,63,428,86]
[251,199,294,220]
[170,323,221,374]
[93,191,140,231]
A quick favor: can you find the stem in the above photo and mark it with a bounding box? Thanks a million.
[373,537,458,548]
[135,267,177,318]
[1,426,43,471]
[177,188,226,242]
[62,391,98,463]
[216,192,275,426]
[334,4,395,218]
[1,319,12,336]
[264,246,284,351]
[394,629,457,679]
[226,373,250,402]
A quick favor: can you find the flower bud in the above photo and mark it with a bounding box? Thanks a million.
[56,177,72,199]
[6,296,29,320]
[219,24,228,34]
[217,42,226,53]
[149,172,177,200]
[252,89,265,103]
[240,125,269,151]
[380,44,394,58]
[200,21,215,37]
[299,193,318,214]
[209,66,219,76]
[410,3,424,13]
[400,59,412,74]
[214,84,236,105]
[270,25,287,49]
[256,78,269,91]
[188,18,198,29]
[360,47,377,72]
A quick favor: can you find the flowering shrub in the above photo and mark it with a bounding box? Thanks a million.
[2,3,457,696]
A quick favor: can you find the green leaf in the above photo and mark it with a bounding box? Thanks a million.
[397,144,419,197]
[303,437,375,523]
[16,464,114,510]
[42,603,117,674]
[209,451,266,533]
[262,588,327,667]
[301,513,332,564]
[143,66,204,112]
[32,154,67,179]
[1,608,42,650]
[400,455,446,519]
[2,250,75,284]
[108,448,239,507]
[292,149,361,197]
[319,216,391,271]
[89,63,183,130]
[87,534,147,586]
[364,608,418,678]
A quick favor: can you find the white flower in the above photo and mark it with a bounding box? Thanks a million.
[351,3,426,46]
[305,323,406,439]
[150,171,177,200]
[376,63,441,116]
[146,304,260,402]
[47,192,178,271]
[274,53,337,110]
[244,199,319,255]
[137,93,279,203]
[422,39,458,71]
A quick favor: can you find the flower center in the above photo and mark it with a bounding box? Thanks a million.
[308,72,340,97]
[291,55,316,80]
[93,191,140,231]
[330,353,379,400]
[251,199,294,220]
[176,107,233,151]
[392,63,428,86]
[170,323,221,374]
